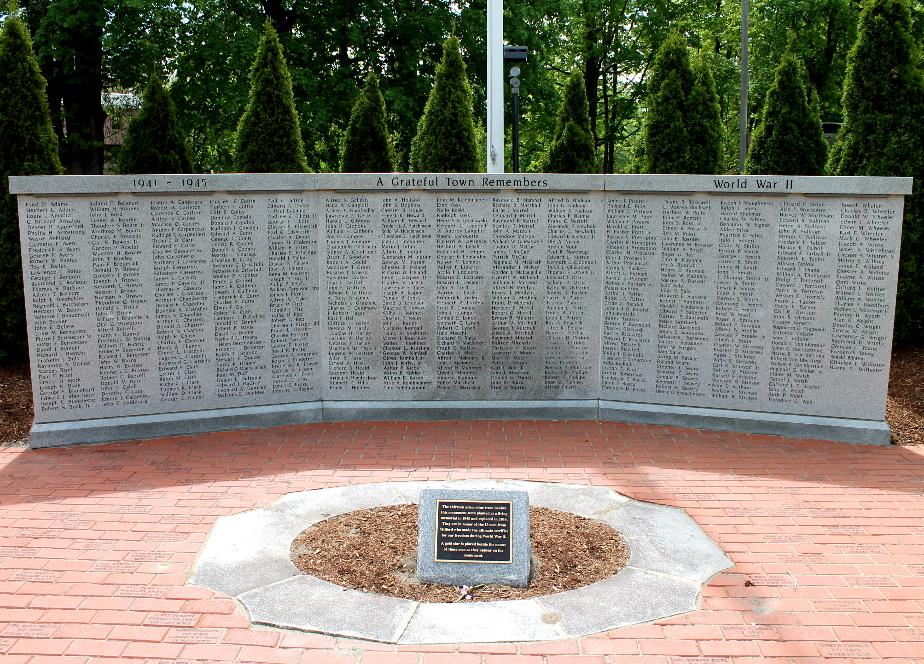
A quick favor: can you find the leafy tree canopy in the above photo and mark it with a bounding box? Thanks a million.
[828,0,924,344]
[746,51,827,175]
[0,4,62,361]
[235,20,307,173]
[341,72,395,172]
[409,35,478,173]
[639,31,722,174]
[0,0,883,174]
[687,54,723,173]
[118,73,192,174]
[545,68,596,173]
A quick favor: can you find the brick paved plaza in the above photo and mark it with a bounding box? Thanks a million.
[1,420,923,663]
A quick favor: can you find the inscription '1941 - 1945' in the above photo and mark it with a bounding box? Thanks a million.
[435,500,512,563]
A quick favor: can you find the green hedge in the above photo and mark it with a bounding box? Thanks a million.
[0,9,62,363]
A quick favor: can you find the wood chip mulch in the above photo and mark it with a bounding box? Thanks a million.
[886,343,924,446]
[290,504,630,602]
[0,362,32,448]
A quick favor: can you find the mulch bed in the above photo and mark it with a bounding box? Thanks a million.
[290,504,630,602]
[0,362,32,448]
[887,343,924,446]
[1,344,922,447]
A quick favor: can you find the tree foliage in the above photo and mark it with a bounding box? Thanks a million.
[118,74,192,174]
[0,0,895,175]
[545,69,596,173]
[638,33,694,173]
[746,52,827,175]
[234,21,307,173]
[23,0,107,174]
[638,32,721,174]
[687,55,723,174]
[409,35,478,173]
[340,72,395,172]
[166,0,455,172]
[0,0,872,175]
[167,2,257,172]
[0,6,62,362]
[828,0,924,344]
[749,0,858,124]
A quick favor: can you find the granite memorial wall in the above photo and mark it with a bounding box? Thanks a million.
[10,173,911,446]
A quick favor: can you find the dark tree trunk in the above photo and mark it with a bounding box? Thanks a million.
[582,0,601,148]
[24,1,64,146]
[24,0,106,174]
[62,26,105,175]
[813,8,839,96]
[261,0,294,35]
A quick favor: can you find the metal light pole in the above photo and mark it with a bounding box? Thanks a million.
[504,46,527,173]
[739,0,749,173]
[510,69,520,173]
[487,0,504,173]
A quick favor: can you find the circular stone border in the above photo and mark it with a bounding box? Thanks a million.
[189,480,733,644]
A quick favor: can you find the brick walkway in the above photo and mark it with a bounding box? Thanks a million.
[1,420,923,663]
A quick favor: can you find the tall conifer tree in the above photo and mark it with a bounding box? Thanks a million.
[545,69,597,173]
[639,32,695,173]
[828,0,924,343]
[409,36,478,173]
[340,72,395,172]
[235,21,307,173]
[118,74,192,174]
[687,56,723,174]
[638,33,722,174]
[0,3,62,362]
[746,52,827,175]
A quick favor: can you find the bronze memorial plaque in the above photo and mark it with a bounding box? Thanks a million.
[434,500,512,563]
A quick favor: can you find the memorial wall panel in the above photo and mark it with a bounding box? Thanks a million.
[318,180,603,401]
[599,189,902,420]
[11,173,909,445]
[434,195,491,397]
[19,188,321,423]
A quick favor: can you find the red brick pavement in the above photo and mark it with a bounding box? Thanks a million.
[0,420,923,663]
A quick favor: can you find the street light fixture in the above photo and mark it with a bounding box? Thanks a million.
[504,45,527,173]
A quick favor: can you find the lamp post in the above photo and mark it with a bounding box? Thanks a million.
[504,45,527,173]
[510,68,521,173]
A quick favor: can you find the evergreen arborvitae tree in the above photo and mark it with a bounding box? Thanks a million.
[746,52,827,175]
[235,21,307,173]
[687,56,723,174]
[639,32,695,173]
[118,74,192,174]
[409,36,478,172]
[638,33,722,174]
[0,5,63,362]
[545,69,597,173]
[340,72,395,172]
[828,0,924,344]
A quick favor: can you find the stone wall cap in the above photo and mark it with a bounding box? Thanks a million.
[8,173,317,195]
[604,174,913,195]
[9,172,913,195]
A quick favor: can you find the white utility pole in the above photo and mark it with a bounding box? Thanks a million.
[739,0,749,172]
[487,0,504,173]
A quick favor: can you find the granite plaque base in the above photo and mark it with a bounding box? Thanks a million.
[417,489,531,588]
